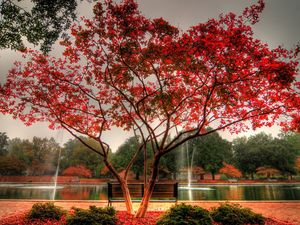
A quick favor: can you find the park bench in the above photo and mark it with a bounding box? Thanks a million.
[107,182,178,206]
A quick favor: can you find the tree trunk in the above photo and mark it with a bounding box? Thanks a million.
[200,174,204,180]
[144,145,147,193]
[104,159,134,214]
[135,154,161,218]
[119,179,134,214]
[212,172,215,180]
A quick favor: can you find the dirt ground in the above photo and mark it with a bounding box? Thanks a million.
[0,200,300,224]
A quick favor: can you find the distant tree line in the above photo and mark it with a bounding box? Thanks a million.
[0,131,299,179]
[233,132,300,179]
[0,133,105,177]
[112,131,300,180]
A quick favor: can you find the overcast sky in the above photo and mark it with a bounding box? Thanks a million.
[0,0,299,151]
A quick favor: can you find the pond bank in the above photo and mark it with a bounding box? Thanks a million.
[1,175,300,184]
[0,200,299,224]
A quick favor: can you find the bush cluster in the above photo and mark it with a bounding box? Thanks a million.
[210,203,265,225]
[66,205,117,225]
[156,203,264,225]
[26,202,265,225]
[156,204,213,225]
[26,202,66,221]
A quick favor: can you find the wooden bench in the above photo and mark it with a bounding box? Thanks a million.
[107,182,178,206]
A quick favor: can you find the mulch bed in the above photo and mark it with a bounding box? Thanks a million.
[0,211,296,225]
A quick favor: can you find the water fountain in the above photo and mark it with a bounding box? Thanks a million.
[179,141,215,199]
[51,129,64,200]
[186,141,195,188]
[52,147,62,200]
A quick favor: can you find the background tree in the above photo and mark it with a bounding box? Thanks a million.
[219,163,242,179]
[25,137,61,175]
[0,132,8,156]
[233,133,298,178]
[262,138,298,177]
[60,137,105,178]
[1,0,299,217]
[112,136,153,180]
[0,155,26,175]
[159,147,180,180]
[7,137,34,168]
[3,137,61,175]
[256,166,281,179]
[233,134,271,179]
[62,165,92,178]
[190,130,232,180]
[279,132,300,155]
[296,156,300,173]
[0,0,86,53]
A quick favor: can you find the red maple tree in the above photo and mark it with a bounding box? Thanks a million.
[0,0,299,217]
[219,163,242,178]
[62,165,92,178]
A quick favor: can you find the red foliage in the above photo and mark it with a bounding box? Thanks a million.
[62,165,92,178]
[256,166,281,177]
[1,0,299,216]
[0,213,66,225]
[116,211,162,225]
[219,163,242,178]
[100,165,110,175]
[1,0,299,138]
[0,211,296,225]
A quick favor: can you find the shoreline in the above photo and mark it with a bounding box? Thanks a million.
[1,180,300,184]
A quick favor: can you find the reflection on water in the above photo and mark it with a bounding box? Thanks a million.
[179,187,214,190]
[0,183,300,200]
[19,185,64,190]
[0,184,108,200]
[178,184,300,201]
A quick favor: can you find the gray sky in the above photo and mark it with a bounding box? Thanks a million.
[0,0,299,151]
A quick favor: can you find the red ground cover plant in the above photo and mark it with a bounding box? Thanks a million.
[0,212,66,225]
[0,211,297,225]
[116,211,162,225]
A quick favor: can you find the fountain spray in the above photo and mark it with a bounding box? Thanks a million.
[52,147,62,200]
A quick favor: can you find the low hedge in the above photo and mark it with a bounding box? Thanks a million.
[211,203,265,225]
[66,205,117,225]
[156,203,213,225]
[26,202,66,221]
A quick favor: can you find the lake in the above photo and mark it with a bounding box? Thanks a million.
[0,183,299,201]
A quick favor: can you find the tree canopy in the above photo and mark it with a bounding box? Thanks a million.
[0,132,8,156]
[0,0,299,217]
[0,0,84,53]
[189,129,232,179]
[60,137,105,177]
[62,165,92,178]
[0,136,61,175]
[233,132,298,178]
[112,136,153,180]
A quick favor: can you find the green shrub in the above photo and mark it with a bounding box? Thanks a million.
[27,202,66,221]
[66,205,117,225]
[211,203,265,225]
[156,203,213,225]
